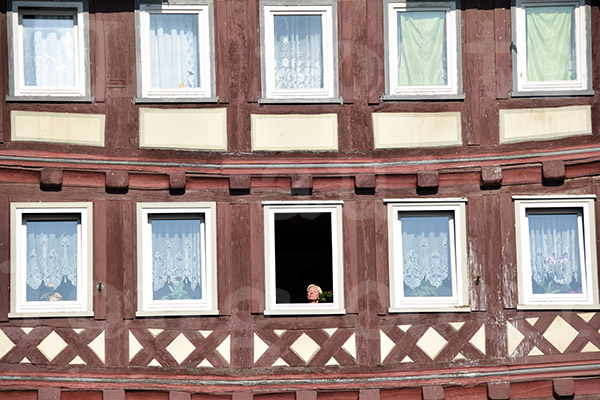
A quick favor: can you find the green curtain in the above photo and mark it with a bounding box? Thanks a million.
[526,6,575,82]
[397,11,447,86]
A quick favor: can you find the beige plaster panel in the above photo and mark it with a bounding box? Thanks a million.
[11,111,105,146]
[251,114,338,151]
[373,112,462,149]
[499,105,591,143]
[139,108,227,151]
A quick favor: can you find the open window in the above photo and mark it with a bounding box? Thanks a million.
[514,196,599,308]
[512,0,591,95]
[386,199,469,312]
[383,0,462,99]
[263,201,344,315]
[7,0,91,99]
[135,0,216,101]
[260,0,339,102]
[10,203,93,317]
[137,202,218,316]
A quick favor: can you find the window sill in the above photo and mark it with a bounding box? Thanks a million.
[258,97,343,105]
[510,89,595,98]
[264,307,346,316]
[136,310,219,317]
[8,311,94,318]
[134,96,219,104]
[381,93,465,101]
[516,303,600,310]
[388,306,471,313]
[6,95,95,103]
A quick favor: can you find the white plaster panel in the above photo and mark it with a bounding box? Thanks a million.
[11,111,105,146]
[251,114,338,151]
[380,331,395,363]
[507,322,525,357]
[373,112,462,149]
[543,316,579,353]
[499,105,591,143]
[290,333,320,363]
[166,333,195,364]
[139,108,227,151]
[88,331,105,364]
[129,332,143,361]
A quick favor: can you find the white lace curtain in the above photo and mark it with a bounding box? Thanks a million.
[397,11,447,86]
[149,13,200,89]
[151,218,203,300]
[26,220,78,292]
[23,15,75,87]
[528,213,582,294]
[273,14,323,89]
[526,6,575,82]
[401,215,452,297]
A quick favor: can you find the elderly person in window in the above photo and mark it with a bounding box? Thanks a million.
[306,284,322,304]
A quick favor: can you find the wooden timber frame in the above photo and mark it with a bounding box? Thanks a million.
[0,0,599,399]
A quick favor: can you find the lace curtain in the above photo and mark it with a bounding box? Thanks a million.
[26,220,78,301]
[528,213,582,294]
[273,15,323,89]
[149,13,200,89]
[23,15,75,87]
[526,6,575,82]
[397,11,447,86]
[401,215,452,297]
[151,218,203,301]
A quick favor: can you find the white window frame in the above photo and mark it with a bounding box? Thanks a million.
[7,1,90,98]
[384,0,461,97]
[136,202,218,316]
[10,202,93,318]
[263,201,345,315]
[514,196,599,309]
[512,0,591,94]
[136,1,215,100]
[386,199,468,312]
[260,0,338,101]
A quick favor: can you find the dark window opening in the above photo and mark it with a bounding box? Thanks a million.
[274,212,333,304]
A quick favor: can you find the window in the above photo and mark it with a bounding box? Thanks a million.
[514,196,599,308]
[10,203,93,317]
[386,199,468,312]
[7,1,90,99]
[512,0,591,94]
[260,0,339,102]
[384,0,461,98]
[137,203,218,316]
[136,1,215,100]
[263,201,344,314]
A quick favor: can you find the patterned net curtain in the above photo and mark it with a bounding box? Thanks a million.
[23,15,76,87]
[149,13,200,89]
[273,14,324,89]
[151,218,203,301]
[528,213,582,294]
[26,220,78,302]
[401,214,453,297]
[397,11,447,86]
[526,6,576,82]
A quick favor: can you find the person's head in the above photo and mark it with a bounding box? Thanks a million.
[307,284,322,303]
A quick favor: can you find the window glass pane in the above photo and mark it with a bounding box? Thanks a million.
[149,13,200,89]
[528,212,582,294]
[400,214,452,297]
[274,212,333,304]
[526,6,575,81]
[397,11,447,86]
[273,14,324,89]
[151,217,203,301]
[26,219,78,302]
[23,15,75,87]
